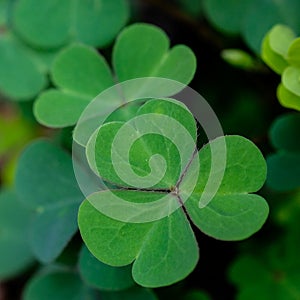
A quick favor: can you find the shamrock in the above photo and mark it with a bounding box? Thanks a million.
[78,98,269,287]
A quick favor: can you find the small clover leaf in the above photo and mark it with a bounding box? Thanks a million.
[261,25,300,111]
[261,24,295,74]
[15,140,83,263]
[12,0,129,49]
[0,189,34,280]
[267,113,300,191]
[34,23,197,137]
[78,98,268,287]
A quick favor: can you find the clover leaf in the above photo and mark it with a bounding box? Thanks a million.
[261,25,300,111]
[0,189,34,280]
[15,140,83,263]
[12,0,129,49]
[34,23,196,136]
[267,113,300,191]
[78,98,268,287]
[261,24,295,74]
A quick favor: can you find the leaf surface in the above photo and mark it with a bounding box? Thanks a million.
[15,140,83,262]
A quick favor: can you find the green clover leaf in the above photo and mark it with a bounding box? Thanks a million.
[261,24,300,111]
[78,98,268,287]
[267,113,300,191]
[261,24,295,75]
[12,0,129,49]
[34,23,196,134]
[15,140,83,263]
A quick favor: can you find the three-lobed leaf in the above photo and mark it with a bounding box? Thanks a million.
[34,23,197,132]
[79,98,268,287]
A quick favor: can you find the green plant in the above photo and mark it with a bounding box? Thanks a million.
[262,24,300,111]
[3,1,299,299]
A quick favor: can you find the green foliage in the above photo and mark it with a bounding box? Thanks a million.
[34,23,196,130]
[12,0,129,49]
[24,267,98,300]
[0,35,47,100]
[203,0,300,53]
[183,136,268,241]
[267,113,300,191]
[0,190,34,280]
[262,25,300,111]
[79,99,268,287]
[0,1,286,298]
[24,266,158,300]
[15,140,83,263]
[203,0,250,35]
[34,44,114,127]
[0,0,128,101]
[79,245,135,291]
[229,226,300,299]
